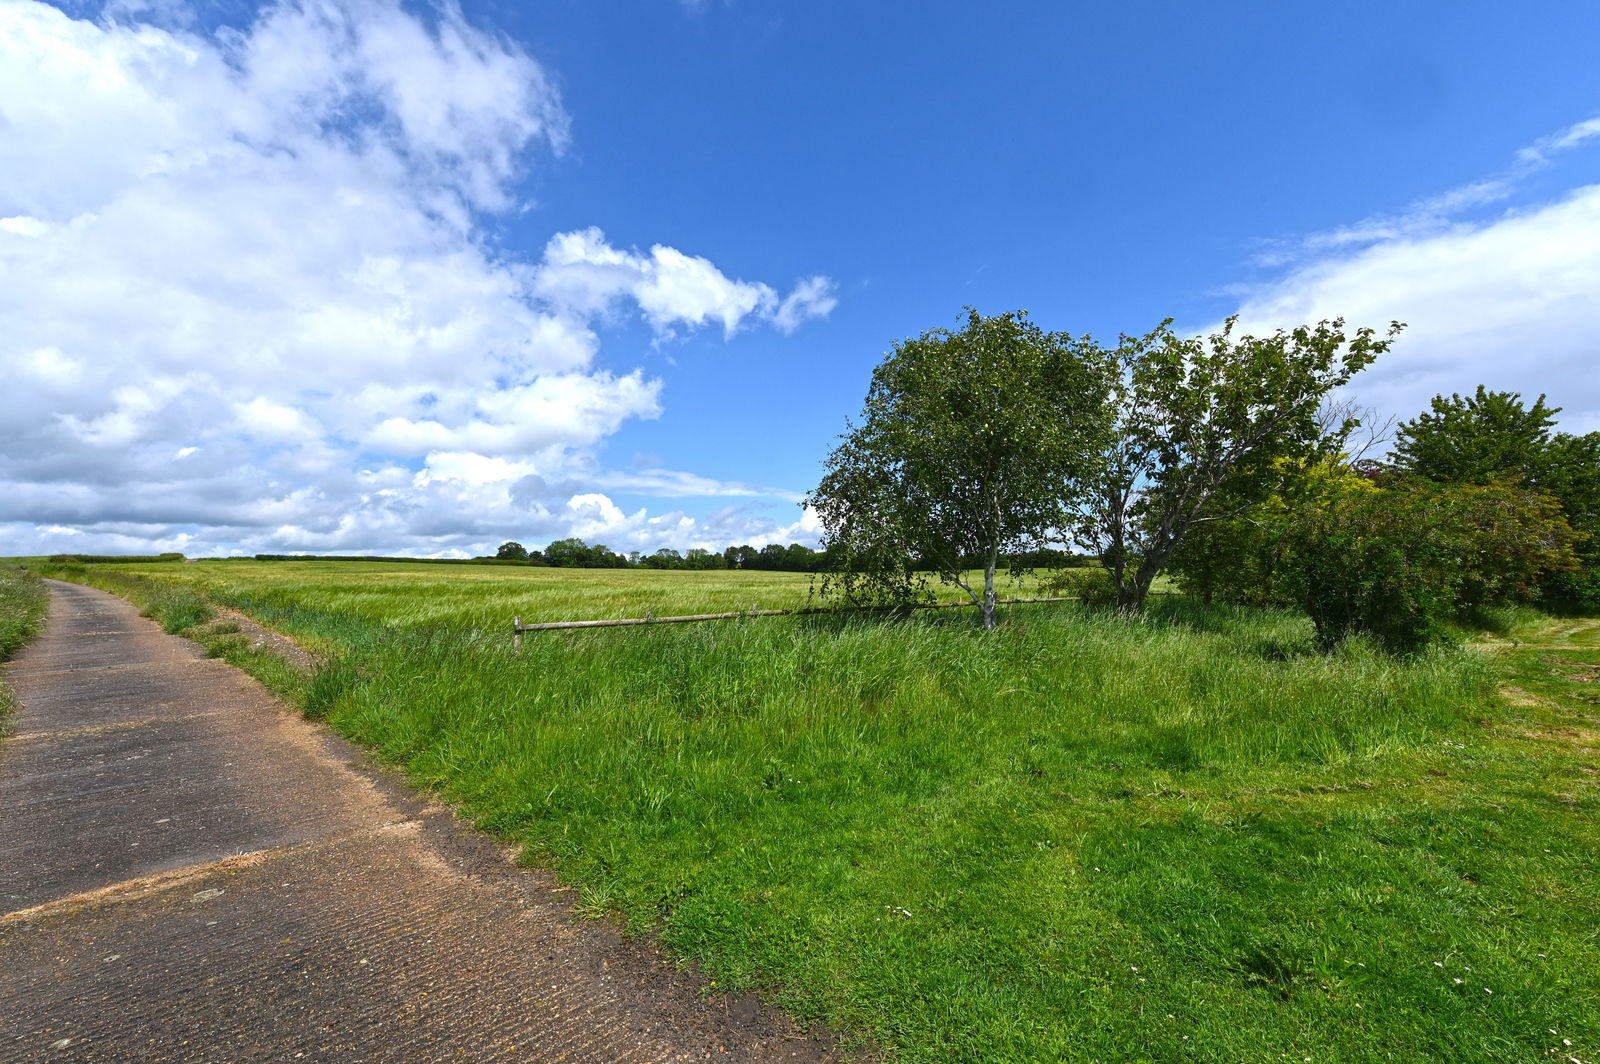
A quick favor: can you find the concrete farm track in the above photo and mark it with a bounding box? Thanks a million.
[0,581,836,1063]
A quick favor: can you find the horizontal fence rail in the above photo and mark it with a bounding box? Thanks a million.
[510,596,1082,648]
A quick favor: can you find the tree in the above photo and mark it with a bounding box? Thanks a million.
[1169,460,1580,651]
[1073,316,1402,613]
[1392,386,1560,484]
[1392,387,1600,604]
[494,541,529,561]
[808,308,1114,628]
[543,537,626,568]
[1166,456,1349,606]
[1540,430,1600,602]
[684,547,725,570]
[644,548,684,569]
[783,543,818,571]
[543,537,589,567]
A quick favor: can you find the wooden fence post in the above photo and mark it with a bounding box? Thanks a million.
[513,615,522,654]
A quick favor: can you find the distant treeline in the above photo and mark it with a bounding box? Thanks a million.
[47,553,187,564]
[49,544,1101,572]
[496,539,1099,572]
[248,553,524,565]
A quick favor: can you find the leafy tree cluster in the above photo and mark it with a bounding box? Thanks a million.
[1170,460,1580,651]
[542,538,632,568]
[808,308,1399,628]
[1170,385,1594,650]
[723,543,830,571]
[1392,386,1600,604]
[484,538,831,572]
[808,309,1114,628]
[1076,317,1398,612]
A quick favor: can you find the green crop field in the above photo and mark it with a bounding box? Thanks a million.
[25,559,1600,1063]
[79,559,1057,631]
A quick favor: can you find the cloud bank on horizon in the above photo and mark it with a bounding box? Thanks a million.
[0,0,833,558]
[1222,115,1600,438]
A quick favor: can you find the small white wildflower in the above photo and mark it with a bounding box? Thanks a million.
[1484,987,1492,994]
[1454,978,1464,984]
[1433,961,1443,967]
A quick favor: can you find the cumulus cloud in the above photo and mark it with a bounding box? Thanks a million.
[0,0,831,557]
[1223,118,1600,436]
[534,227,837,337]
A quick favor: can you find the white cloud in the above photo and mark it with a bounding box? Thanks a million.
[1225,179,1600,437]
[592,468,806,503]
[774,276,839,334]
[0,0,832,558]
[1255,112,1600,267]
[1518,116,1600,165]
[533,226,837,337]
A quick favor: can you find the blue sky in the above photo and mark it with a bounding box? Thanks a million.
[2,0,1598,556]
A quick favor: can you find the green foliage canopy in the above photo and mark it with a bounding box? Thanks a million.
[1392,386,1560,484]
[1075,317,1402,613]
[808,308,1113,627]
[1392,386,1600,603]
[1170,461,1581,652]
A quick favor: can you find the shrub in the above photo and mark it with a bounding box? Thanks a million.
[1040,566,1116,605]
[1283,478,1577,652]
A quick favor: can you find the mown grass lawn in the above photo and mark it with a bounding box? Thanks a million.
[28,560,1600,1063]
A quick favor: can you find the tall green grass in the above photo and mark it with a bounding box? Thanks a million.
[0,566,49,726]
[26,560,1600,1062]
[294,598,1596,1063]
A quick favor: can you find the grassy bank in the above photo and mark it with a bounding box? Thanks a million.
[26,561,1600,1062]
[0,566,50,726]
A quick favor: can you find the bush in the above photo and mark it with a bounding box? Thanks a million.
[1284,479,1577,653]
[1040,566,1116,605]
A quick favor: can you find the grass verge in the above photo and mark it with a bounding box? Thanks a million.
[32,565,319,707]
[0,566,50,729]
[29,562,1600,1062]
